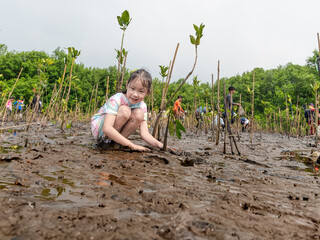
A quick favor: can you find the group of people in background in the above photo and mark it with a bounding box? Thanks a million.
[4,92,42,119]
[173,86,250,132]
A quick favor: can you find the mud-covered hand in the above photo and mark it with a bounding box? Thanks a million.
[128,143,150,152]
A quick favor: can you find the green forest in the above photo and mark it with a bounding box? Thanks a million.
[0,43,320,126]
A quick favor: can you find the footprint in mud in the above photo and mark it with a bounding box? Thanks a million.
[98,172,127,185]
[143,155,169,164]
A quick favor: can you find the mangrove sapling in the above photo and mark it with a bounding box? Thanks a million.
[153,24,205,144]
[216,60,221,146]
[60,47,80,131]
[118,51,128,91]
[1,68,23,125]
[163,109,186,150]
[153,64,170,138]
[53,59,68,118]
[115,10,131,92]
[152,44,178,138]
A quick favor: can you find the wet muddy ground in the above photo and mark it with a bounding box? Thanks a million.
[0,122,320,239]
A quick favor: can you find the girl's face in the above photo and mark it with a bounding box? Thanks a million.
[126,79,149,104]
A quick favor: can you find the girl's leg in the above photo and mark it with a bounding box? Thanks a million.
[119,108,144,138]
[113,105,132,132]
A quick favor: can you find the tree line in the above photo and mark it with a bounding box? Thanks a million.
[0,43,319,125]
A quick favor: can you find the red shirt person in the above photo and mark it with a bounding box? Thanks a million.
[173,95,184,118]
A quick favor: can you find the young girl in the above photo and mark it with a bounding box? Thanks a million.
[91,69,163,151]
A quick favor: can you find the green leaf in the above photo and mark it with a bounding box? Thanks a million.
[122,10,130,23]
[66,122,72,129]
[193,24,198,32]
[117,16,123,26]
[169,121,175,136]
[175,119,186,133]
[190,35,196,45]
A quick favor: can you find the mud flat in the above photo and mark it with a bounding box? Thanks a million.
[0,123,319,239]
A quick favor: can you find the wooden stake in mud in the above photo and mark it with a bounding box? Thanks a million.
[215,60,221,146]
[295,95,299,136]
[211,74,215,141]
[250,72,255,144]
[105,76,109,102]
[223,84,227,154]
[315,88,318,146]
[237,94,241,141]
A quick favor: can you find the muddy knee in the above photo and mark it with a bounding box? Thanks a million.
[130,109,144,124]
[117,106,131,121]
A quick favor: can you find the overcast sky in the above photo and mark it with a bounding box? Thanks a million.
[1,0,319,83]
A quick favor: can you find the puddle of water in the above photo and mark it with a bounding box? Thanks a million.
[37,173,75,187]
[280,151,319,175]
[0,145,23,154]
[34,186,67,200]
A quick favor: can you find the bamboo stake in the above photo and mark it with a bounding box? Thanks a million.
[105,76,109,102]
[93,78,99,114]
[238,94,241,140]
[215,60,221,146]
[211,74,215,141]
[223,83,227,154]
[250,72,255,144]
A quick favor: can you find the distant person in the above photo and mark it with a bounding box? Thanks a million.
[32,92,42,113]
[213,113,225,129]
[303,103,320,135]
[195,106,206,128]
[173,95,184,119]
[225,86,240,124]
[5,96,14,116]
[91,69,165,151]
[14,97,25,119]
[241,117,250,132]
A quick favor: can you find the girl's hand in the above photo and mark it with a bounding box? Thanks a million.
[128,143,150,152]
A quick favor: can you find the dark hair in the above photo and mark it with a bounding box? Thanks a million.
[228,86,235,91]
[177,95,183,99]
[126,69,152,93]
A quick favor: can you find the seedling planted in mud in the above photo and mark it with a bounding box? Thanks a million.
[153,23,205,150]
[115,10,131,92]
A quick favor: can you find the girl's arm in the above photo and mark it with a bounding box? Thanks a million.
[139,120,163,149]
[103,114,149,151]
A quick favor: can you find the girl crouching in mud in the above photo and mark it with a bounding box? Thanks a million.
[91,69,163,151]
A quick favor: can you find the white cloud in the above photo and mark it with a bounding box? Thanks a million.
[0,0,319,83]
